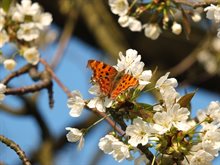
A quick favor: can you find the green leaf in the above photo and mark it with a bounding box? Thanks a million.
[2,0,13,12]
[134,102,153,111]
[178,91,196,108]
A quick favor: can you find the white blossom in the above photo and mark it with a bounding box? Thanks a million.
[114,49,152,88]
[160,86,180,110]
[197,101,220,123]
[153,103,190,133]
[192,12,201,22]
[212,37,220,52]
[0,83,6,102]
[153,111,172,134]
[87,85,112,112]
[0,30,9,48]
[174,120,195,132]
[111,141,130,162]
[204,4,220,23]
[137,70,152,86]
[118,15,130,27]
[155,72,178,93]
[171,22,182,35]
[17,23,40,41]
[33,12,53,30]
[202,131,220,156]
[115,49,142,73]
[134,154,149,165]
[99,134,118,154]
[168,103,190,124]
[66,127,84,150]
[67,91,85,117]
[118,16,142,31]
[128,17,142,32]
[190,129,220,157]
[197,50,217,74]
[189,150,214,165]
[11,10,24,22]
[108,0,129,16]
[130,60,145,77]
[99,134,130,162]
[14,0,40,21]
[126,118,153,147]
[3,59,17,71]
[144,23,161,40]
[87,97,106,112]
[23,47,40,65]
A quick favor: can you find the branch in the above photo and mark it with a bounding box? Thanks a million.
[0,104,28,115]
[40,58,72,97]
[0,135,31,165]
[174,0,218,7]
[86,106,125,136]
[5,78,51,95]
[1,64,32,85]
[169,35,211,76]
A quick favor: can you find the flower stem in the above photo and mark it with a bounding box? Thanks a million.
[85,114,111,132]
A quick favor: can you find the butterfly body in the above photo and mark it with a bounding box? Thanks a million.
[87,60,138,99]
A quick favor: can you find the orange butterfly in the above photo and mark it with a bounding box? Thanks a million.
[87,60,138,99]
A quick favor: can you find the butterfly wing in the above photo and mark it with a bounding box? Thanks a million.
[87,60,118,95]
[110,74,138,99]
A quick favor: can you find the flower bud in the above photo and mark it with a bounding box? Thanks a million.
[3,59,16,71]
[171,22,182,35]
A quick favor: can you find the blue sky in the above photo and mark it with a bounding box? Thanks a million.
[0,26,220,165]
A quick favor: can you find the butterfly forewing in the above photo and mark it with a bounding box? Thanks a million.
[87,60,118,95]
[110,74,138,99]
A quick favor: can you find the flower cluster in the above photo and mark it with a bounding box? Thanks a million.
[204,4,220,38]
[197,37,220,75]
[99,134,130,162]
[0,0,53,70]
[108,0,203,40]
[66,49,220,164]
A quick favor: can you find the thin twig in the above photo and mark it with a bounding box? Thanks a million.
[169,36,211,77]
[86,105,125,136]
[40,58,72,97]
[1,64,32,85]
[0,135,31,165]
[5,79,51,95]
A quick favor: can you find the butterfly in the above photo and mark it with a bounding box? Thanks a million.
[87,60,138,99]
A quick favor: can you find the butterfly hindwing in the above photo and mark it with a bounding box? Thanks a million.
[110,74,138,99]
[87,60,118,95]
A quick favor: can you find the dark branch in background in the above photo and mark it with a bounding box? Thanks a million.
[0,135,31,165]
[174,0,218,7]
[1,63,54,108]
[0,103,28,115]
[18,96,54,165]
[36,0,220,94]
[50,0,82,69]
[169,35,211,77]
